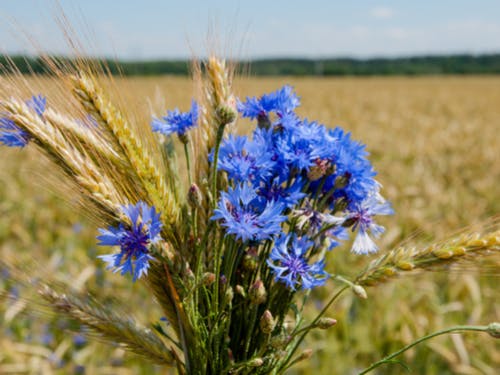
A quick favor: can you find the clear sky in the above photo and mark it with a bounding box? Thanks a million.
[1,0,500,60]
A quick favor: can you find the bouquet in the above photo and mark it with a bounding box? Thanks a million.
[0,56,498,374]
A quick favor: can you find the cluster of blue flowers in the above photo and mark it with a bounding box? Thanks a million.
[96,86,392,286]
[210,85,393,289]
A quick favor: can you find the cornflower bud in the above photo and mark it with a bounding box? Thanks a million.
[224,286,234,305]
[249,280,267,305]
[247,358,264,367]
[188,183,203,209]
[201,272,216,286]
[178,132,189,145]
[334,197,349,213]
[315,317,337,329]
[186,266,195,281]
[352,284,368,299]
[260,310,276,334]
[216,97,237,126]
[296,349,313,362]
[242,247,259,271]
[235,285,246,298]
[307,159,330,181]
[334,173,350,189]
[487,322,500,338]
[257,112,271,129]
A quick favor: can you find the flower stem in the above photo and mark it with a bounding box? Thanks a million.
[358,324,495,375]
[183,141,192,187]
[211,124,226,207]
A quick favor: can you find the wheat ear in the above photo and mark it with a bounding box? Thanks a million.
[38,285,176,366]
[43,108,121,164]
[356,228,500,286]
[193,57,235,225]
[71,73,180,238]
[1,99,124,219]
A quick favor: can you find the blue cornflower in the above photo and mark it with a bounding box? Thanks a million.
[216,134,276,184]
[0,117,30,147]
[26,94,47,117]
[347,193,394,254]
[275,119,329,172]
[326,225,350,250]
[237,85,300,121]
[267,233,328,290]
[257,176,306,209]
[211,184,286,242]
[0,95,46,148]
[327,127,377,205]
[293,199,344,232]
[152,99,199,137]
[97,202,162,281]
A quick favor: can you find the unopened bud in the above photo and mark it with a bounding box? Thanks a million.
[334,197,348,213]
[201,272,216,286]
[224,286,234,305]
[334,173,350,189]
[235,285,246,298]
[296,349,313,362]
[487,322,500,338]
[257,112,271,129]
[242,248,259,271]
[247,358,264,367]
[249,280,267,305]
[227,348,234,365]
[178,132,189,145]
[352,284,367,299]
[217,104,237,126]
[315,317,337,329]
[188,183,203,209]
[260,310,276,334]
[186,266,195,280]
[307,159,330,181]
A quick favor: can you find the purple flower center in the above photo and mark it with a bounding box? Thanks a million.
[352,209,372,230]
[120,223,150,257]
[283,256,308,275]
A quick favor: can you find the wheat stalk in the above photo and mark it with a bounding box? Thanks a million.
[193,57,235,228]
[38,285,176,366]
[71,73,181,240]
[356,228,500,286]
[43,108,121,163]
[1,98,124,219]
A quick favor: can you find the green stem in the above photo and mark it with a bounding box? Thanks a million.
[183,141,192,187]
[278,285,349,372]
[358,325,493,375]
[211,124,226,207]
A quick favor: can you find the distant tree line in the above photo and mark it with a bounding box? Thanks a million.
[2,54,500,76]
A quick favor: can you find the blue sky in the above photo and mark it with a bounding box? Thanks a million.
[1,0,499,59]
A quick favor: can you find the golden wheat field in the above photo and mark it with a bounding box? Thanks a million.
[1,75,499,374]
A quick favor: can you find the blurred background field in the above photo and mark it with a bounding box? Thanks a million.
[1,75,499,374]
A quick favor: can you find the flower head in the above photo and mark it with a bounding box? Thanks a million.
[267,234,328,290]
[97,202,162,281]
[26,94,47,117]
[211,184,286,242]
[237,85,300,124]
[347,193,393,254]
[0,94,46,148]
[215,134,276,184]
[152,99,199,137]
[0,117,30,147]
